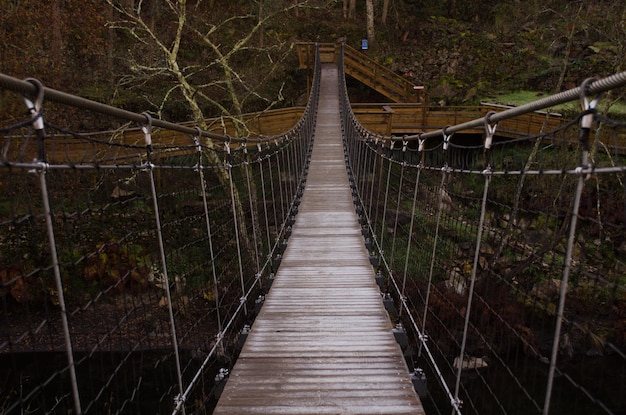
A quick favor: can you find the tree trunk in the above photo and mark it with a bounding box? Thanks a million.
[258,0,264,47]
[366,0,375,46]
[51,0,63,70]
[348,0,356,19]
[343,0,348,19]
[106,5,115,83]
[447,0,457,17]
[382,0,390,24]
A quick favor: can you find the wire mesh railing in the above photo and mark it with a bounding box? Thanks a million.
[0,45,321,415]
[2,40,625,415]
[340,43,626,415]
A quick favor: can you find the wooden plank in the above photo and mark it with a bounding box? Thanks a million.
[212,65,424,414]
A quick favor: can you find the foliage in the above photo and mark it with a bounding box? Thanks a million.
[1,0,624,117]
[82,241,152,293]
[487,90,626,119]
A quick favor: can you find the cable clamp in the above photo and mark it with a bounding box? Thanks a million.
[483,112,498,150]
[418,138,425,153]
[402,139,408,152]
[579,77,602,130]
[28,161,49,174]
[224,139,231,155]
[578,77,603,152]
[174,393,186,406]
[193,127,202,152]
[240,295,247,304]
[419,333,429,343]
[452,397,463,411]
[141,113,153,147]
[575,164,594,179]
[442,126,452,151]
[23,78,45,131]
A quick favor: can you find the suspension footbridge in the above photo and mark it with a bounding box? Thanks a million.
[0,44,625,415]
[212,65,423,414]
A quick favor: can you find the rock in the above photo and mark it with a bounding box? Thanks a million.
[439,188,453,212]
[158,296,169,307]
[530,279,563,301]
[559,332,574,359]
[445,270,466,295]
[110,185,137,200]
[479,244,494,255]
[479,256,489,270]
[453,356,488,370]
[494,255,512,271]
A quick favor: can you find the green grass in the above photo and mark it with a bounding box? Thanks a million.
[483,90,626,119]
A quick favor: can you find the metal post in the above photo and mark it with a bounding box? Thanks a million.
[142,116,186,414]
[23,78,84,415]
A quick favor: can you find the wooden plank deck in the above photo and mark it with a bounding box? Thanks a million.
[212,65,424,415]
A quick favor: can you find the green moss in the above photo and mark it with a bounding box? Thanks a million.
[484,90,626,119]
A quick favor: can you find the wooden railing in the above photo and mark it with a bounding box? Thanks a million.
[37,103,616,165]
[351,103,567,139]
[30,107,306,165]
[342,44,422,103]
[296,42,423,103]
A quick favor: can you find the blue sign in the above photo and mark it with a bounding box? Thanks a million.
[361,39,368,50]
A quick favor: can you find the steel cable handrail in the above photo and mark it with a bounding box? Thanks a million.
[408,71,626,141]
[0,73,314,145]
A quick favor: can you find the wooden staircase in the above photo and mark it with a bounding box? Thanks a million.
[296,42,424,104]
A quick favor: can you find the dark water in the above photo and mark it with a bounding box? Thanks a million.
[0,350,222,414]
[1,350,623,414]
[419,352,625,415]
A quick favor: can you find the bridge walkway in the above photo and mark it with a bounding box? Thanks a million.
[212,65,424,414]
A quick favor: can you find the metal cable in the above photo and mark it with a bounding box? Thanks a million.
[0,73,251,144]
[419,165,448,357]
[399,163,422,319]
[193,132,223,350]
[258,148,273,257]
[407,71,626,141]
[243,150,260,272]
[390,157,406,270]
[227,161,248,317]
[142,120,186,415]
[26,88,84,415]
[379,156,393,250]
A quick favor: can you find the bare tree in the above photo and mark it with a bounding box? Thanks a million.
[51,0,63,68]
[106,0,306,135]
[366,0,375,45]
[381,0,390,24]
[348,0,356,19]
[106,0,308,254]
